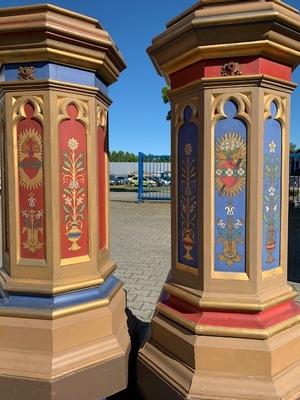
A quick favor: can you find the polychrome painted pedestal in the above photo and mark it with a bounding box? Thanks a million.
[138,1,300,399]
[0,4,129,400]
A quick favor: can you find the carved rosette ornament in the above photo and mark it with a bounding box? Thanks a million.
[221,62,242,76]
[18,66,36,81]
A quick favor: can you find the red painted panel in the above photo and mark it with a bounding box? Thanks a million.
[162,296,300,330]
[59,104,89,259]
[17,102,45,259]
[170,57,292,89]
[98,126,107,250]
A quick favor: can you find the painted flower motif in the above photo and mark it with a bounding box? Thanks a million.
[216,169,222,176]
[184,143,192,156]
[269,140,276,153]
[69,179,79,190]
[224,142,230,151]
[35,211,43,219]
[217,219,226,229]
[234,219,243,229]
[225,168,234,176]
[64,195,72,206]
[68,137,79,151]
[28,194,37,208]
[269,186,275,196]
[77,195,84,206]
[225,205,235,215]
[237,168,245,176]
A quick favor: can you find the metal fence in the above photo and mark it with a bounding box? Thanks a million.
[137,153,171,202]
[290,176,300,205]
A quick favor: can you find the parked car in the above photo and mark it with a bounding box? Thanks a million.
[150,176,170,186]
[115,176,129,185]
[109,175,117,185]
[129,176,157,187]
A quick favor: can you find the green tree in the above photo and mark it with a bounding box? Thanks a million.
[109,151,138,162]
[290,143,298,153]
[162,85,171,121]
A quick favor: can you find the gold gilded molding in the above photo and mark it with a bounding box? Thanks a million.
[97,103,108,130]
[212,271,249,281]
[0,98,5,122]
[57,97,89,134]
[164,281,296,311]
[12,95,44,125]
[0,279,122,320]
[264,93,287,126]
[211,92,251,126]
[174,98,198,129]
[157,302,300,340]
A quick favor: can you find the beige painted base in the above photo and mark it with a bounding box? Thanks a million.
[138,313,300,400]
[0,288,130,399]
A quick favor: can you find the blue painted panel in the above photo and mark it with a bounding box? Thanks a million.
[0,275,119,311]
[214,100,247,273]
[178,106,198,268]
[262,102,281,271]
[4,62,48,81]
[2,62,108,95]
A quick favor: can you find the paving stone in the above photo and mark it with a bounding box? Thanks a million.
[111,199,300,323]
[110,200,171,322]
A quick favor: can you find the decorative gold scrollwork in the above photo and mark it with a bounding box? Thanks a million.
[221,62,242,77]
[18,66,35,81]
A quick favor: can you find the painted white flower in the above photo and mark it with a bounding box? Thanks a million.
[266,205,270,212]
[69,179,79,190]
[35,211,43,219]
[28,194,36,208]
[68,137,79,151]
[269,186,275,196]
[234,219,243,229]
[218,219,225,229]
[225,168,234,176]
[216,169,222,176]
[225,205,235,215]
[77,195,84,206]
[269,140,276,153]
[64,196,72,206]
[237,168,245,176]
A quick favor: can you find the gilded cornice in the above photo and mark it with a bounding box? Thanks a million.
[0,4,126,85]
[148,0,300,76]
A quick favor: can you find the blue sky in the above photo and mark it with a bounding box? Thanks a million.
[1,0,300,154]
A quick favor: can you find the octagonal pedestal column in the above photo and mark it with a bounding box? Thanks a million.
[0,4,129,400]
[138,1,300,399]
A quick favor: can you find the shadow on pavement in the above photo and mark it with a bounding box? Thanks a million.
[108,308,149,400]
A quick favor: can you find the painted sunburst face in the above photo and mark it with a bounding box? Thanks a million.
[18,128,43,190]
[215,132,246,197]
